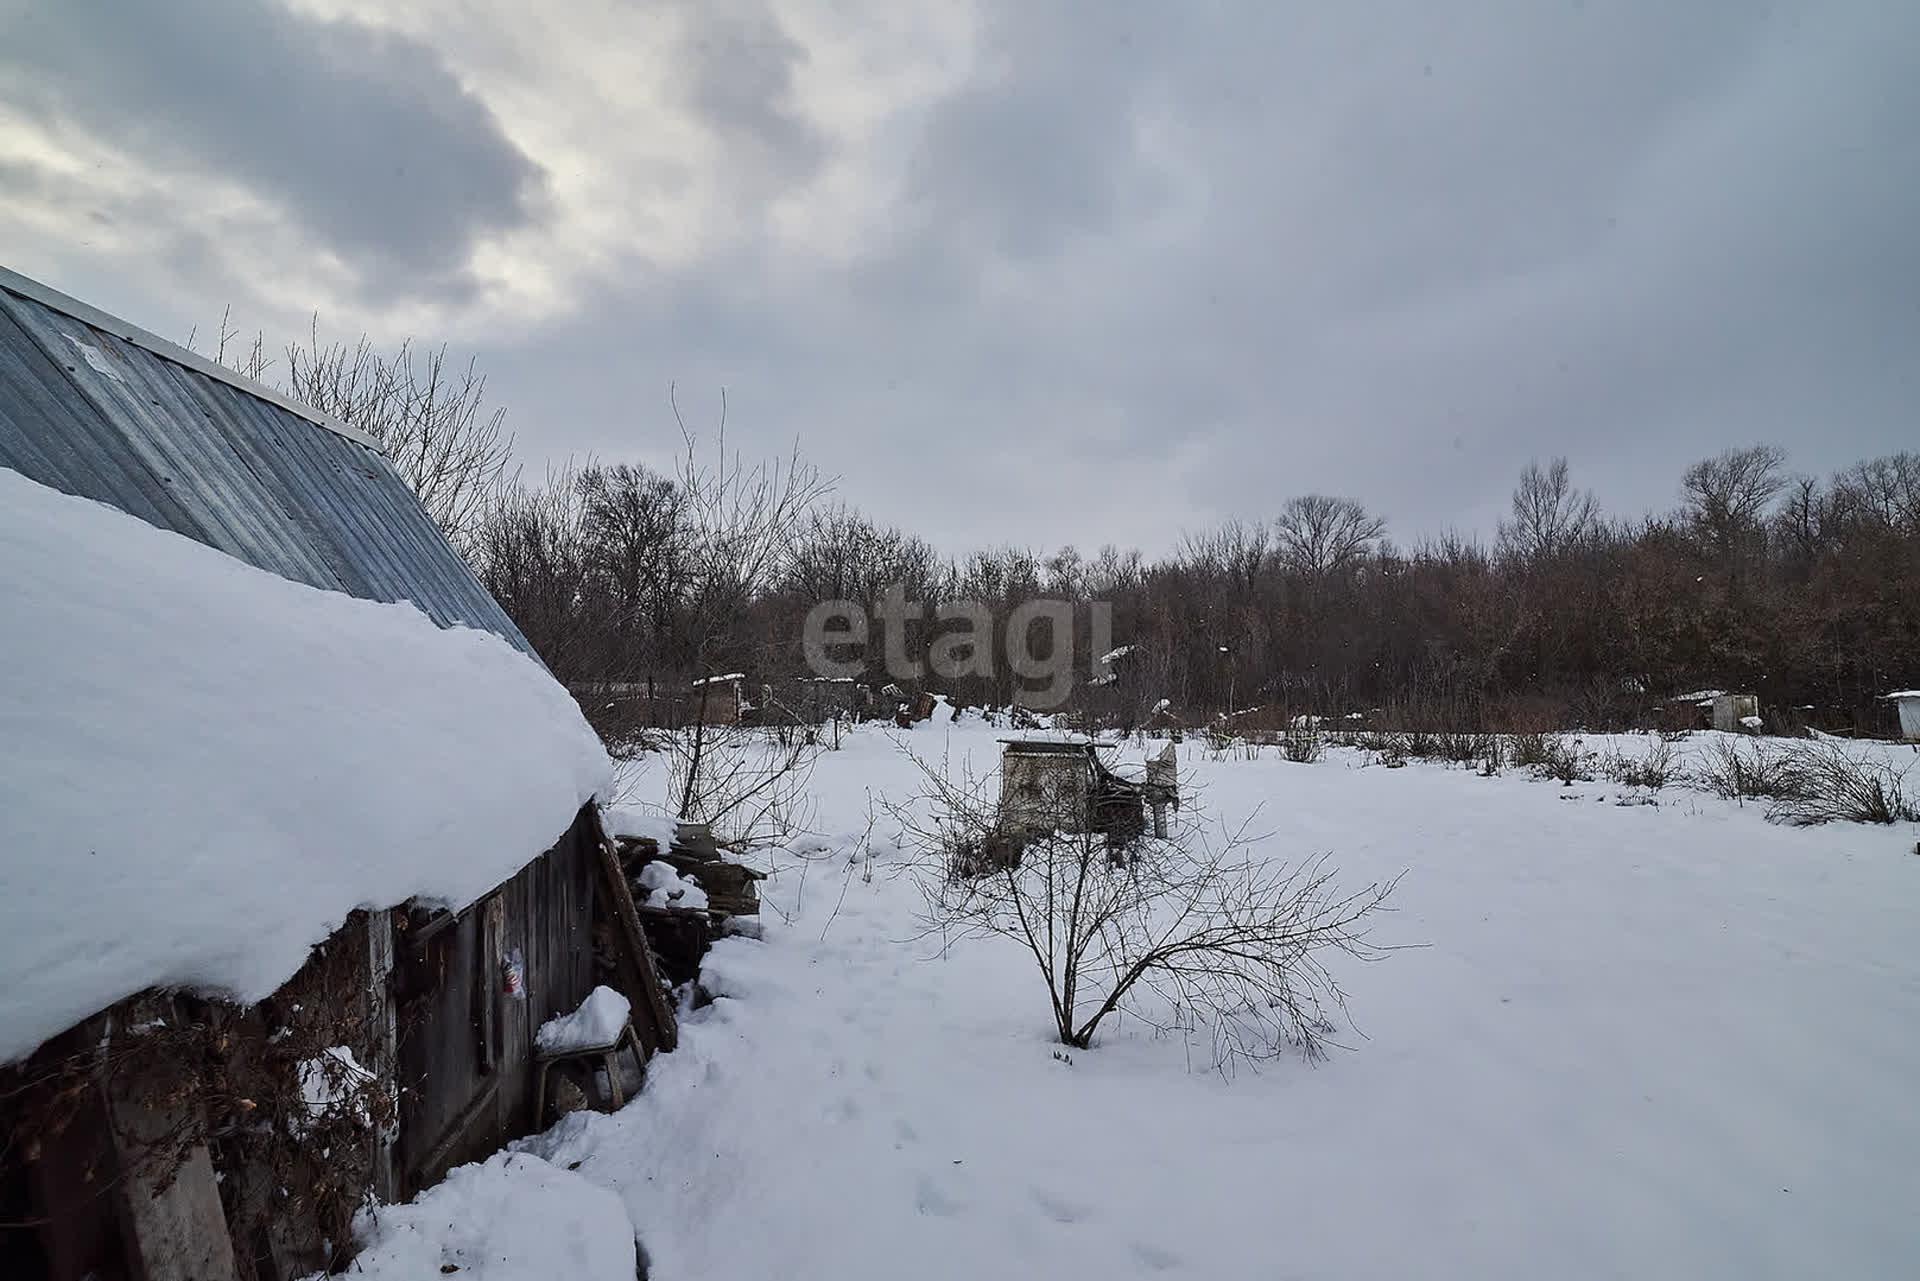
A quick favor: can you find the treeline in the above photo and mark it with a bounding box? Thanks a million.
[473,444,1920,737]
[198,319,1916,736]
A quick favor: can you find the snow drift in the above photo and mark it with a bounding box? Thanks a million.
[0,468,611,1064]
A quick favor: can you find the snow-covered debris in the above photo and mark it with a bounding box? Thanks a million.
[601,810,681,850]
[637,861,710,910]
[535,986,632,1054]
[312,1150,636,1281]
[0,469,612,1065]
[296,1045,378,1134]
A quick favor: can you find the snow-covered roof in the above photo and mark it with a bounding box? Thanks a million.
[693,673,746,687]
[1882,690,1920,701]
[0,469,610,1064]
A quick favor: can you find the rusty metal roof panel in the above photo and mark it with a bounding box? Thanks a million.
[0,267,534,655]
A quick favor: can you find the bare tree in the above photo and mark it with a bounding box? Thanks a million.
[576,462,692,677]
[473,464,597,682]
[1178,518,1271,595]
[1496,457,1596,562]
[1272,495,1386,581]
[196,313,513,551]
[671,389,832,649]
[285,327,512,552]
[891,748,1398,1069]
[1682,444,1788,551]
[668,388,833,819]
[664,719,821,847]
[784,503,947,608]
[1832,452,1920,534]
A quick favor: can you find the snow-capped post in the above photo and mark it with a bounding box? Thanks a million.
[1144,742,1179,838]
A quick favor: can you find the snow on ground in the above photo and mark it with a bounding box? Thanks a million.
[323,1151,638,1281]
[0,468,611,1064]
[518,719,1920,1280]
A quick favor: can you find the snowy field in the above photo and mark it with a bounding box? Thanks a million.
[363,720,1919,1280]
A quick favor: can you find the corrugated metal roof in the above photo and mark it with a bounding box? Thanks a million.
[0,265,536,656]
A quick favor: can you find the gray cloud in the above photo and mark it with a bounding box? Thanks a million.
[677,0,826,191]
[1,0,544,301]
[5,0,1916,558]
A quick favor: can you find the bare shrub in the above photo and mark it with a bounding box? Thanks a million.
[1532,735,1591,784]
[1504,728,1599,782]
[1605,737,1678,790]
[1433,731,1489,765]
[1767,744,1919,826]
[1696,737,1796,804]
[1280,728,1324,764]
[1509,731,1546,768]
[666,723,818,847]
[890,749,1398,1069]
[1363,732,1409,769]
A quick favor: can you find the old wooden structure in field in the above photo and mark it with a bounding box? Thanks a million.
[0,266,675,1280]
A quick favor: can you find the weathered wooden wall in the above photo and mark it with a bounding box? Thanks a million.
[2,806,603,1279]
[393,806,597,1196]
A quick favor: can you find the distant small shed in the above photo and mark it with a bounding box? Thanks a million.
[1712,693,1761,734]
[1885,691,1920,740]
[1654,689,1722,732]
[690,672,747,725]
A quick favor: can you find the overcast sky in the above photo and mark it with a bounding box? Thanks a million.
[3,0,1915,556]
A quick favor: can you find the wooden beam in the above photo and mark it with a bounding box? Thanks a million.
[594,821,679,1055]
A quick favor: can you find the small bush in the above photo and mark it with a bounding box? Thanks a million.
[1697,738,1796,803]
[1433,731,1488,764]
[1354,730,1396,754]
[1605,738,1678,790]
[1280,729,1324,764]
[1767,745,1920,826]
[1509,731,1553,769]
[1518,733,1591,784]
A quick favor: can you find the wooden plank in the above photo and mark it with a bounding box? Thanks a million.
[366,910,400,1204]
[596,827,679,1056]
[104,1053,239,1281]
[411,1077,500,1192]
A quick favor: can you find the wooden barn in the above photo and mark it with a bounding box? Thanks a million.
[0,266,674,1280]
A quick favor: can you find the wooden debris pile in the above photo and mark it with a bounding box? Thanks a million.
[613,822,768,987]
